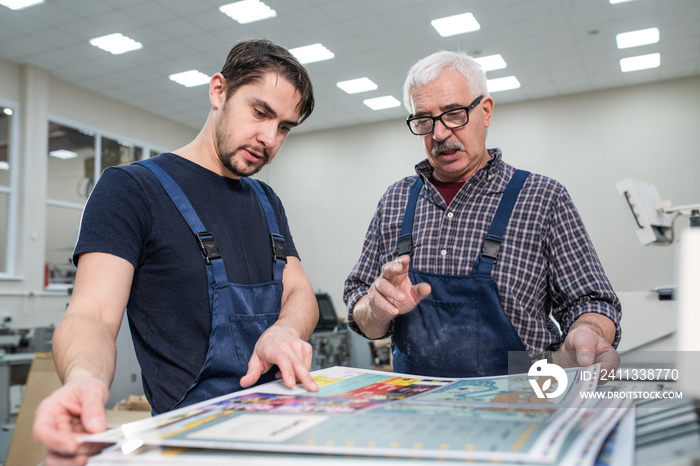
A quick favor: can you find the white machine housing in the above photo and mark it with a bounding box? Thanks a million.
[616,178,674,246]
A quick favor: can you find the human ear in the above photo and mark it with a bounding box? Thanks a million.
[209,73,226,108]
[482,96,495,128]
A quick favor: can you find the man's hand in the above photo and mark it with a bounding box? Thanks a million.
[354,256,432,339]
[32,373,109,466]
[559,316,620,376]
[240,325,318,392]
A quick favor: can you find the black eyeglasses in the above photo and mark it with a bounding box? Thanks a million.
[406,96,484,135]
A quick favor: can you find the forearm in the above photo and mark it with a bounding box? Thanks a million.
[52,310,119,388]
[352,295,392,340]
[277,257,318,341]
[277,287,317,341]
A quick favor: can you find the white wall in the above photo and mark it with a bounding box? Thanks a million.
[263,75,700,322]
[48,78,199,148]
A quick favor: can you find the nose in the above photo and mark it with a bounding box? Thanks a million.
[257,122,278,149]
[431,118,452,142]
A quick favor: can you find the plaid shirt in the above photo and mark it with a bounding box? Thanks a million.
[343,149,621,355]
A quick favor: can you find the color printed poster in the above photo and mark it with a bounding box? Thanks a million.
[85,365,628,464]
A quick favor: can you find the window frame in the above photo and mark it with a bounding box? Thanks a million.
[44,114,167,290]
[0,99,20,279]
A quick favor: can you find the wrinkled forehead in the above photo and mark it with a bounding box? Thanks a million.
[408,70,472,113]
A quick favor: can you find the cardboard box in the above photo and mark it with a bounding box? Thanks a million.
[5,354,151,465]
[5,353,61,466]
[108,394,150,428]
[113,394,150,412]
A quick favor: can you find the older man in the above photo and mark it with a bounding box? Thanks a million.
[344,50,621,378]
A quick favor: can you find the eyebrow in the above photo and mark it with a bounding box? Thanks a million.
[251,97,299,129]
[413,103,466,117]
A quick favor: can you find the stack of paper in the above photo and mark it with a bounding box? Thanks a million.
[85,365,637,465]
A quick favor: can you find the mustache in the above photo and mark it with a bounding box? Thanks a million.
[431,140,464,157]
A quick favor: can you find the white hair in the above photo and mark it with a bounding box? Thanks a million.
[403,51,489,112]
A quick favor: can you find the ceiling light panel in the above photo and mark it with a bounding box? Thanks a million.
[89,33,142,55]
[431,12,480,37]
[337,78,378,94]
[289,43,334,64]
[0,0,43,10]
[219,0,276,24]
[363,96,401,110]
[620,53,660,72]
[474,54,507,72]
[169,70,211,87]
[616,28,659,49]
[49,149,78,160]
[487,76,521,93]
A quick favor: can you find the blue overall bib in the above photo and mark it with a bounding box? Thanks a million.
[392,170,532,378]
[136,159,286,413]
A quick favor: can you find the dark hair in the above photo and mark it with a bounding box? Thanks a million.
[220,39,315,124]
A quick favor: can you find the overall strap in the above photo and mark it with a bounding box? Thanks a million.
[396,177,424,262]
[241,177,286,281]
[135,159,229,285]
[472,169,530,276]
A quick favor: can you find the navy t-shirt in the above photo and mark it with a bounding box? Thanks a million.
[73,153,298,413]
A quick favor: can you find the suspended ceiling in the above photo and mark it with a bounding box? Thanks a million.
[0,0,698,135]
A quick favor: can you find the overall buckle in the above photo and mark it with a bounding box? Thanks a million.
[271,233,287,262]
[396,233,413,256]
[196,231,221,265]
[481,234,502,261]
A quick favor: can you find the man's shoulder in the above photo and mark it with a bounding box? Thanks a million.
[523,171,563,188]
[525,173,566,195]
[379,175,421,202]
[495,155,563,191]
[386,175,421,192]
[95,162,148,191]
[511,171,571,212]
[491,161,568,205]
[502,165,566,195]
[246,177,285,207]
[101,153,176,180]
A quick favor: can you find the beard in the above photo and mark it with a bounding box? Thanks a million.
[215,128,269,178]
[218,146,269,178]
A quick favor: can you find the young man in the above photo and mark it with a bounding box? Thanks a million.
[344,50,621,378]
[33,39,319,464]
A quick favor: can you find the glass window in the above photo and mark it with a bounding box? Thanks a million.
[0,193,8,273]
[44,204,81,286]
[45,121,94,287]
[0,105,16,275]
[0,109,10,187]
[101,136,141,171]
[47,122,96,203]
[45,121,149,288]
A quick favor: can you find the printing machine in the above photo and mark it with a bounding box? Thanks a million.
[309,293,351,371]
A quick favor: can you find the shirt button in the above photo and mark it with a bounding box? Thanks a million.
[440,249,447,256]
[447,212,454,219]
